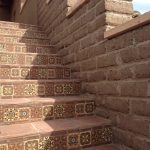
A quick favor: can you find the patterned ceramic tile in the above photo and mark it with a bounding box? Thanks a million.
[64,69,70,78]
[80,131,91,146]
[25,56,34,65]
[47,69,55,78]
[75,103,85,115]
[24,140,39,150]
[64,83,73,94]
[21,68,30,78]
[11,68,20,77]
[85,102,95,114]
[43,105,54,119]
[39,135,67,150]
[64,104,75,118]
[0,144,8,150]
[54,105,65,118]
[0,68,10,78]
[24,84,37,96]
[0,43,6,52]
[31,107,42,119]
[2,85,14,96]
[0,101,94,124]
[67,133,80,148]
[0,126,112,149]
[54,84,64,95]
[18,108,30,121]
[91,127,112,145]
[0,107,3,122]
[37,85,45,96]
[8,142,23,150]
[3,108,19,122]
[0,53,62,66]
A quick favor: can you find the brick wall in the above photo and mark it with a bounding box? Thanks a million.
[37,0,150,149]
[97,21,150,150]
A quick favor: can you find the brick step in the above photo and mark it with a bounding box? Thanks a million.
[0,79,81,98]
[0,42,56,54]
[0,27,48,39]
[0,52,62,66]
[0,65,71,79]
[0,21,43,31]
[84,145,118,150]
[0,95,95,125]
[0,35,50,45]
[0,116,112,149]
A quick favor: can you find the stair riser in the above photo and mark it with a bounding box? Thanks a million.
[0,22,42,31]
[0,52,62,66]
[0,67,70,79]
[0,28,47,39]
[0,126,112,150]
[0,36,50,45]
[0,101,95,125]
[0,43,56,54]
[0,81,81,98]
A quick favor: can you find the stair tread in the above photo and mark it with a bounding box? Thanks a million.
[0,41,51,47]
[0,20,42,27]
[0,41,54,47]
[84,145,119,150]
[0,64,66,68]
[0,95,94,105]
[0,50,59,56]
[0,116,110,140]
[0,26,45,33]
[0,34,49,40]
[0,79,80,82]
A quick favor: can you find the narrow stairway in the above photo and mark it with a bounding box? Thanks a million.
[0,21,118,150]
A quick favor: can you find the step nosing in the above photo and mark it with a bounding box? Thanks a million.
[0,27,46,33]
[0,95,94,105]
[0,116,111,140]
[0,34,49,40]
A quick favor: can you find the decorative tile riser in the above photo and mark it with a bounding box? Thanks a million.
[0,43,56,54]
[0,81,81,98]
[0,36,50,45]
[0,126,112,150]
[0,22,42,31]
[0,101,95,124]
[0,28,47,39]
[0,52,62,66]
[0,67,70,79]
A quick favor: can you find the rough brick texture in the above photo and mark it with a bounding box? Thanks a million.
[37,0,150,150]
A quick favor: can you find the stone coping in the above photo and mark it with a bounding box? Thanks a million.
[67,0,89,17]
[104,11,150,39]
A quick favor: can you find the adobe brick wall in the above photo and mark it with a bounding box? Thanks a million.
[37,0,150,149]
[11,0,38,25]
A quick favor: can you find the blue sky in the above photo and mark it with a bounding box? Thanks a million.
[133,0,150,13]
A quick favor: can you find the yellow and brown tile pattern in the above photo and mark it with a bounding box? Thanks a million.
[0,126,112,150]
[0,66,70,79]
[0,35,50,45]
[0,28,47,39]
[0,52,62,66]
[0,43,56,54]
[0,22,42,31]
[0,102,95,124]
[0,81,81,98]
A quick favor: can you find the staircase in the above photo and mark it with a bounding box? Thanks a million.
[0,21,117,150]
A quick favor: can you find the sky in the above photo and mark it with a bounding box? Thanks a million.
[133,0,150,14]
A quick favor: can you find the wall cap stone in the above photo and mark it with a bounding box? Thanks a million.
[67,0,89,17]
[104,11,150,39]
